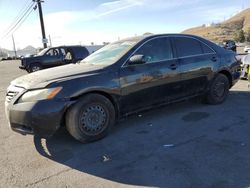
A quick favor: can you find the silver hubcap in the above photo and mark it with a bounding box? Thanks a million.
[32,66,41,72]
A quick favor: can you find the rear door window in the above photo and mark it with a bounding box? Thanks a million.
[134,37,173,63]
[174,37,203,58]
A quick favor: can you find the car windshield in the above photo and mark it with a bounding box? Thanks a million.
[37,48,49,56]
[80,40,138,65]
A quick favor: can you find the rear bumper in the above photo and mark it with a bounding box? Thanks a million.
[5,99,74,138]
[231,70,241,86]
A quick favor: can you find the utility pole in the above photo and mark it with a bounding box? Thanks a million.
[12,34,17,59]
[48,34,52,47]
[34,0,47,48]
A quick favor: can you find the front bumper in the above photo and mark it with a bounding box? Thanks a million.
[5,98,74,138]
[19,65,26,70]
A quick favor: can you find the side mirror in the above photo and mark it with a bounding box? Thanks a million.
[128,54,146,65]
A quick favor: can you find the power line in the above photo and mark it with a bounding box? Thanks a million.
[10,5,36,35]
[1,0,47,49]
[2,1,35,39]
[2,0,32,35]
[2,2,35,38]
[2,0,32,36]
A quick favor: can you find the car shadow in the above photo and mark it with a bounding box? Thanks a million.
[34,90,250,187]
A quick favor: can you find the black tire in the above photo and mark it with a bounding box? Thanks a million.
[205,74,230,104]
[66,94,116,143]
[29,63,42,72]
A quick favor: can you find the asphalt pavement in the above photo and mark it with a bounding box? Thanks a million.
[0,60,250,188]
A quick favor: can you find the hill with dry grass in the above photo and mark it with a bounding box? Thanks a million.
[182,8,250,42]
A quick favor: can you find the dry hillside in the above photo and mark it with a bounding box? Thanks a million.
[182,8,250,42]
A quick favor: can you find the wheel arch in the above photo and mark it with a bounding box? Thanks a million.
[62,90,120,126]
[29,61,42,66]
[28,62,43,69]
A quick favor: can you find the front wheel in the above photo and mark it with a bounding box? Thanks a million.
[29,63,42,73]
[66,94,116,143]
[205,74,230,104]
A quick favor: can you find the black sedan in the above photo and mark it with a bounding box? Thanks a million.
[5,34,240,143]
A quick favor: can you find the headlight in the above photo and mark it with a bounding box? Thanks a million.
[18,87,62,103]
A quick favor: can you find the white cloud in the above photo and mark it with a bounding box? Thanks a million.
[40,0,145,47]
[0,0,242,50]
[96,0,144,17]
[47,0,145,23]
[1,0,144,49]
[1,0,205,49]
[140,0,202,10]
[39,0,145,44]
[201,6,242,23]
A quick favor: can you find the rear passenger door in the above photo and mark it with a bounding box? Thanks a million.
[173,37,217,96]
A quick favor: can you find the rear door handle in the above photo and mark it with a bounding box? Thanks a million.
[169,63,177,70]
[211,56,217,62]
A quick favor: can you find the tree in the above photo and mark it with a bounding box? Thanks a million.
[239,30,245,42]
[246,27,250,42]
[234,29,245,42]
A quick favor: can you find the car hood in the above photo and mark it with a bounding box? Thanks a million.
[11,63,105,89]
[22,55,41,61]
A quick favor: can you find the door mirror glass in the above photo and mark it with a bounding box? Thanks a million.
[128,54,146,65]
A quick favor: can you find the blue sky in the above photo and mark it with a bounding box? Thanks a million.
[0,0,250,50]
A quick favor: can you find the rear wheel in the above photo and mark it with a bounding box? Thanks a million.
[205,74,230,104]
[29,63,42,72]
[66,94,116,143]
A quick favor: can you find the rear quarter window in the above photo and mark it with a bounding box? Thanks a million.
[174,37,203,58]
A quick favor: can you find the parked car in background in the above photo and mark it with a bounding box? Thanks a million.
[19,46,90,73]
[1,56,16,61]
[222,40,237,52]
[244,45,250,53]
[5,34,240,143]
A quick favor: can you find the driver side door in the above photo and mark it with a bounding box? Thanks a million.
[119,37,182,114]
[43,48,63,68]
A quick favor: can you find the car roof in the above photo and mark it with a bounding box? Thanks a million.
[119,33,226,54]
[115,33,207,46]
[56,45,86,48]
[120,33,206,41]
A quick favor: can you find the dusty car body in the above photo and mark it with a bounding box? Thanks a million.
[5,34,240,143]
